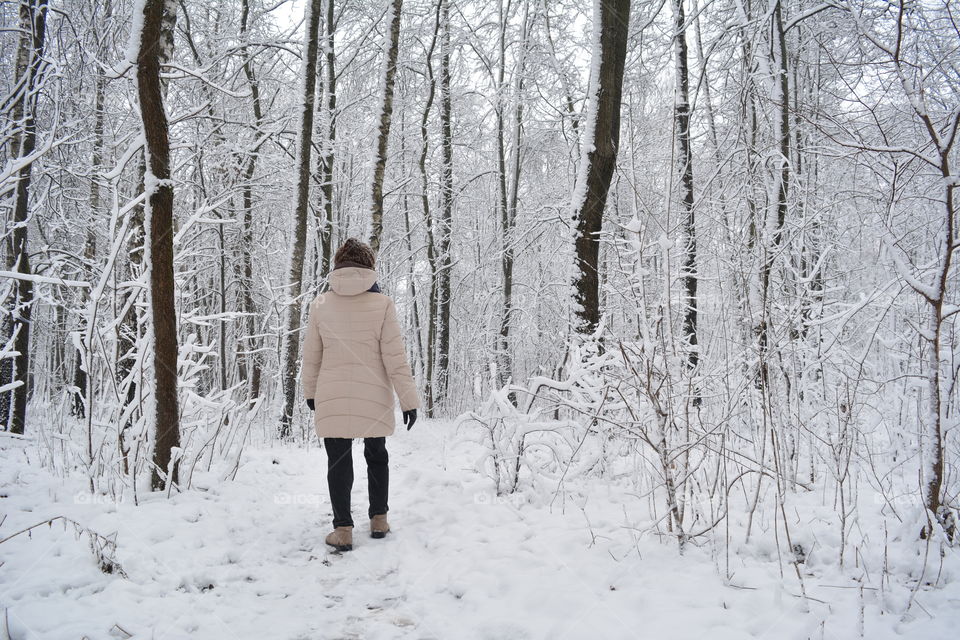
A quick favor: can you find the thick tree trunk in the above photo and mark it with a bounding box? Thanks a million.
[368,0,403,252]
[279,0,323,438]
[571,0,631,334]
[136,0,181,490]
[1,0,48,434]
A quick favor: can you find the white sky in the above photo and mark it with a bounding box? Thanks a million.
[272,0,305,36]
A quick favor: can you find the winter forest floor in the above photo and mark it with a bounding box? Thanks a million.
[1,419,958,640]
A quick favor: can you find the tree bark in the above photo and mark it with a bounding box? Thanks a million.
[318,0,337,275]
[435,0,453,412]
[1,0,48,434]
[672,0,699,389]
[136,0,181,489]
[417,0,441,416]
[571,0,631,334]
[368,0,403,252]
[279,0,323,438]
[239,0,265,403]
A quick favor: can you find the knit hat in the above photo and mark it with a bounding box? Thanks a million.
[334,238,376,270]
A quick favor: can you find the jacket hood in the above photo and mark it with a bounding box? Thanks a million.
[328,266,379,296]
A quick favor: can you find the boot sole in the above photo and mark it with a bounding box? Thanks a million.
[370,531,388,539]
[327,543,353,552]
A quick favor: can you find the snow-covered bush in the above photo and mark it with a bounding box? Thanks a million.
[455,384,581,496]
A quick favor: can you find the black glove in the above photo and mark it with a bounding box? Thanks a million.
[402,409,417,431]
[306,398,315,411]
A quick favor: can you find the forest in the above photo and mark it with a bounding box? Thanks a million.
[0,0,958,637]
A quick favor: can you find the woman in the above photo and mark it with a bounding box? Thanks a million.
[301,238,419,552]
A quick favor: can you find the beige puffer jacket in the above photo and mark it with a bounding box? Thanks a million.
[301,266,420,438]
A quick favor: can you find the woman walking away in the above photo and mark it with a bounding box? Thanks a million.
[301,238,419,552]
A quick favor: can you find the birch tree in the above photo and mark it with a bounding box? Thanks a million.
[671,0,697,375]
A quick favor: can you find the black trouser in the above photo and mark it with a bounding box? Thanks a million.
[323,437,389,528]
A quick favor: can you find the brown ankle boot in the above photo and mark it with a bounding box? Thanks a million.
[325,526,353,551]
[370,514,390,539]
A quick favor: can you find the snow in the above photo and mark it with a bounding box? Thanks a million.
[0,270,89,288]
[3,420,960,639]
[567,0,604,220]
[887,244,941,302]
[120,0,148,76]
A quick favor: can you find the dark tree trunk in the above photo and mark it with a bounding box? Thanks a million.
[239,0,265,403]
[1,0,48,435]
[435,0,453,411]
[672,0,699,393]
[571,0,631,334]
[368,0,403,252]
[136,0,181,490]
[495,0,509,389]
[279,0,323,438]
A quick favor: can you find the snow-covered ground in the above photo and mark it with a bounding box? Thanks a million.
[1,420,958,639]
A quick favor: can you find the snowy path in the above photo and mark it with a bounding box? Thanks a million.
[0,421,954,639]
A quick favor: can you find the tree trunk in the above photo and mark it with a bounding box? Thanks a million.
[672,0,699,393]
[757,0,791,390]
[318,0,337,275]
[435,0,453,412]
[1,0,48,434]
[136,0,181,490]
[239,0,265,403]
[498,0,529,402]
[418,0,441,417]
[279,0,323,438]
[571,0,631,334]
[368,0,403,252]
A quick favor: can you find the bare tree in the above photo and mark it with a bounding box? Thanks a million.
[848,1,958,539]
[497,0,531,400]
[279,0,324,438]
[238,0,265,403]
[1,0,48,434]
[671,0,697,376]
[135,0,181,489]
[571,0,631,334]
[435,0,453,411]
[317,0,338,275]
[368,0,403,252]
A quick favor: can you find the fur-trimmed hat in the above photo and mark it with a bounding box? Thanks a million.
[334,237,376,270]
